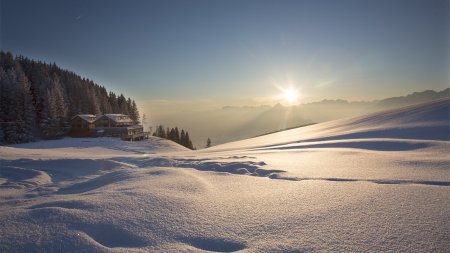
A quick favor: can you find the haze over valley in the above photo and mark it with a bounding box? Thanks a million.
[144,88,449,147]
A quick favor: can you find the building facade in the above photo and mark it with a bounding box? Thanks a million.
[68,114,96,137]
[69,114,147,141]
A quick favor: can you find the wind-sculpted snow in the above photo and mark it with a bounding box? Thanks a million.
[109,156,450,187]
[0,99,449,252]
[121,156,282,177]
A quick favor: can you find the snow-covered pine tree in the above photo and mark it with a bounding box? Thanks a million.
[98,87,111,114]
[40,78,69,139]
[0,65,35,143]
[3,68,20,143]
[15,67,35,142]
[39,89,57,139]
[88,85,101,115]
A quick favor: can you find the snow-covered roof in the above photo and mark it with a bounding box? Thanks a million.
[72,114,96,123]
[103,114,133,123]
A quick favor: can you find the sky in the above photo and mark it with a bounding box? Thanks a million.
[1,0,448,109]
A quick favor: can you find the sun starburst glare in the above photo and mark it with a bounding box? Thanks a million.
[271,77,301,105]
[283,88,299,104]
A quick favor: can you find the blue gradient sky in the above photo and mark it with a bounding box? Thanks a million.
[1,0,448,105]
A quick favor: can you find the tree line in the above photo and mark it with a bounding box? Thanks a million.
[0,51,140,144]
[153,125,195,150]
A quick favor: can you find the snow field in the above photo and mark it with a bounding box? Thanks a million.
[1,99,449,252]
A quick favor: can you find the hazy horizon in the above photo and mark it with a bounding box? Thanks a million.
[141,88,449,148]
[139,87,450,113]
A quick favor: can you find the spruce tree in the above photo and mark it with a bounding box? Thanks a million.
[117,94,128,115]
[169,128,176,141]
[185,131,194,149]
[16,68,35,142]
[3,68,20,143]
[130,100,140,123]
[180,130,186,146]
[109,92,119,113]
[174,127,180,143]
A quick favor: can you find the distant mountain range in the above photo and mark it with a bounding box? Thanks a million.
[151,88,449,148]
[376,89,450,108]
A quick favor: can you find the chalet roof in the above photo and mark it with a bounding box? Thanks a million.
[102,114,133,123]
[71,114,96,123]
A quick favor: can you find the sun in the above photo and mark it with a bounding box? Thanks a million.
[282,88,299,104]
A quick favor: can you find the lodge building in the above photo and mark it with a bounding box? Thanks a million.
[69,114,148,141]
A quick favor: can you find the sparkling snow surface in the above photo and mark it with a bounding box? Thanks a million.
[1,99,449,252]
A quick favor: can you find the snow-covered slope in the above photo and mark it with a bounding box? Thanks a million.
[1,99,449,252]
[206,98,449,152]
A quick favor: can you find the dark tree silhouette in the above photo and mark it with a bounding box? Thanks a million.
[153,124,195,150]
